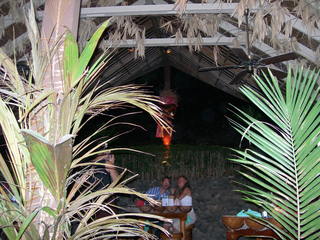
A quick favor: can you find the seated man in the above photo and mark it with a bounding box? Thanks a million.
[146,176,171,200]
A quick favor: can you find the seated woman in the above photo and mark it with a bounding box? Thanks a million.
[173,176,196,232]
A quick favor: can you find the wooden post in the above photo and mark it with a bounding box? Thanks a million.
[41,0,80,91]
[164,65,171,90]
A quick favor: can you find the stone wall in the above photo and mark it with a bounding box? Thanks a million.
[116,145,258,239]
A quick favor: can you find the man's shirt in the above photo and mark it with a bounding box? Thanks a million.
[146,186,169,200]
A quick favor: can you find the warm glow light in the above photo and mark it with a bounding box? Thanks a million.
[162,135,171,146]
[165,49,172,54]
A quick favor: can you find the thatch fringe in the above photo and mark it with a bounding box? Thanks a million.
[101,16,146,58]
[115,145,237,181]
[1,0,320,63]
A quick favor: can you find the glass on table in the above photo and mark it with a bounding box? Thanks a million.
[174,198,180,206]
[167,195,174,206]
[161,196,169,206]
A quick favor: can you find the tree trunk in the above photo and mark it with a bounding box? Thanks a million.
[25,0,80,237]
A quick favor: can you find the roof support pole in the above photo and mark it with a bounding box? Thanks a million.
[41,0,80,91]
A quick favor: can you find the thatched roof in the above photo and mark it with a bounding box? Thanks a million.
[1,0,319,98]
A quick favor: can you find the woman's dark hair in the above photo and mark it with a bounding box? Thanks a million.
[161,176,171,182]
[174,175,191,198]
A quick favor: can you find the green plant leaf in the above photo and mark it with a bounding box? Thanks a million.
[21,129,73,200]
[229,67,320,239]
[15,208,40,240]
[72,20,110,82]
[63,31,79,88]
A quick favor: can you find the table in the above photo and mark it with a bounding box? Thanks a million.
[157,211,187,239]
[140,206,190,240]
[222,216,281,240]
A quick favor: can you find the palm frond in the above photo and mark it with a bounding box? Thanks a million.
[0,4,171,239]
[0,97,29,203]
[229,67,320,239]
[65,169,169,240]
[0,49,25,97]
[21,129,73,201]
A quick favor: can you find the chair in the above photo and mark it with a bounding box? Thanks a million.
[160,224,194,240]
[184,224,195,240]
[160,232,183,240]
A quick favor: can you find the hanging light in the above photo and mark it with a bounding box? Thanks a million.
[165,48,172,54]
[162,134,172,146]
[155,66,177,140]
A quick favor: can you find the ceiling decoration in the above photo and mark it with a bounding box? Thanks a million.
[0,0,319,98]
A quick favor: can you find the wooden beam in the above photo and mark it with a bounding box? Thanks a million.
[106,36,243,48]
[220,19,320,66]
[0,22,26,46]
[103,48,163,85]
[0,3,249,26]
[284,14,320,43]
[169,47,243,98]
[219,21,288,71]
[33,3,247,18]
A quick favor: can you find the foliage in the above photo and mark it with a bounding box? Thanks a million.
[116,144,235,180]
[228,67,320,239]
[0,5,170,240]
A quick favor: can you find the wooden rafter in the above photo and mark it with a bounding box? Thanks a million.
[105,36,244,48]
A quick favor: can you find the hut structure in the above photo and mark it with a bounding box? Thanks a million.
[0,1,320,239]
[1,0,319,99]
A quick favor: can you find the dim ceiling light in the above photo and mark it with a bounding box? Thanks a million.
[165,48,172,54]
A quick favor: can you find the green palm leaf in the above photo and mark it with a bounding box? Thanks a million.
[0,97,29,202]
[21,130,73,201]
[229,67,320,239]
[63,20,110,85]
[0,49,25,96]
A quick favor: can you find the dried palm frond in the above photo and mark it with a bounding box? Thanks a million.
[135,28,146,58]
[106,16,146,58]
[97,0,117,6]
[81,0,91,7]
[233,0,256,27]
[269,1,289,41]
[251,10,268,42]
[0,3,171,239]
[174,0,188,15]
[161,20,174,33]
[212,45,220,66]
[174,28,183,44]
[232,0,319,62]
